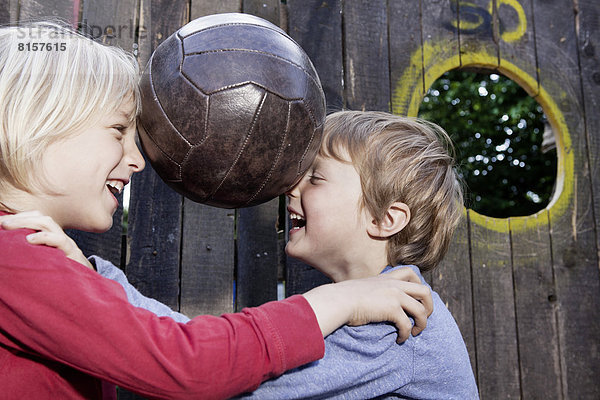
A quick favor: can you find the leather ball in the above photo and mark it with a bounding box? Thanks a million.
[138,13,326,208]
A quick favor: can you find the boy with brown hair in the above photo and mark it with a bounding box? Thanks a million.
[238,110,479,398]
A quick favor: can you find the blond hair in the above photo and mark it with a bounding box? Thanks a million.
[321,111,463,272]
[0,21,140,199]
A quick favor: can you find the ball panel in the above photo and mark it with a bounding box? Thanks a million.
[137,123,182,183]
[182,50,318,100]
[139,36,191,165]
[207,92,291,207]
[182,25,318,83]
[287,100,323,177]
[178,13,284,38]
[148,33,210,146]
[179,83,266,204]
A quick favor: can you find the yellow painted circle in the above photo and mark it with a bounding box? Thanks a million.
[392,45,572,233]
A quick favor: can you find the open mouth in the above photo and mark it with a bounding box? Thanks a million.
[290,212,306,229]
[106,180,124,196]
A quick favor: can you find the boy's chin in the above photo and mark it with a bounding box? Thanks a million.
[69,218,113,233]
[284,244,310,265]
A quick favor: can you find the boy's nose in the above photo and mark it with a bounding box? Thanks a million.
[286,180,301,198]
[125,137,146,173]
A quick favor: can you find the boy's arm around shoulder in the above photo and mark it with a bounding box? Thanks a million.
[0,227,324,400]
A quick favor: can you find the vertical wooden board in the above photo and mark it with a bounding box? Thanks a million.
[126,0,188,309]
[470,215,520,399]
[388,0,423,117]
[283,0,341,295]
[236,199,279,310]
[285,254,331,297]
[343,0,390,112]
[457,0,499,67]
[0,0,9,23]
[509,211,561,399]
[80,0,138,50]
[420,0,460,93]
[287,0,343,111]
[180,202,235,317]
[432,211,477,377]
[495,0,539,95]
[577,7,600,385]
[127,165,183,309]
[18,0,79,24]
[191,0,242,20]
[136,0,188,67]
[242,0,280,25]
[533,1,600,398]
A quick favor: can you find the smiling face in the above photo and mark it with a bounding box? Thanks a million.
[34,100,145,232]
[286,152,389,281]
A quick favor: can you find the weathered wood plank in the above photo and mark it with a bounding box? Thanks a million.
[126,0,188,309]
[578,7,600,398]
[180,203,235,317]
[469,215,520,399]
[343,0,390,112]
[432,211,477,380]
[509,211,561,399]
[457,0,499,67]
[242,0,280,25]
[0,0,9,23]
[80,0,138,50]
[576,7,600,397]
[18,0,78,24]
[420,0,461,94]
[236,199,279,310]
[532,1,600,398]
[579,0,600,249]
[495,0,539,96]
[191,0,241,20]
[287,0,343,111]
[284,0,341,295]
[388,0,422,117]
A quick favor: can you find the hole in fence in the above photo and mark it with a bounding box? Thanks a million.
[418,69,557,218]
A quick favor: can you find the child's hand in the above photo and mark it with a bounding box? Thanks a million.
[303,268,433,343]
[0,211,94,270]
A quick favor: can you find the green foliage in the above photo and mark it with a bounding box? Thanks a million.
[418,70,557,218]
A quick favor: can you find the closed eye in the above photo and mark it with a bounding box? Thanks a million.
[308,175,325,184]
[111,125,128,140]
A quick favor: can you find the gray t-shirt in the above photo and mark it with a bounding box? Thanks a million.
[234,266,479,399]
[91,255,190,324]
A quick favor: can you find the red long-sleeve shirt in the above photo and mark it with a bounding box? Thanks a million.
[0,220,324,399]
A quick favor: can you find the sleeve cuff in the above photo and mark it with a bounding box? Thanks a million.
[251,294,325,377]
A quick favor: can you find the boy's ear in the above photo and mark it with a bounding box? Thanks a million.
[367,202,410,238]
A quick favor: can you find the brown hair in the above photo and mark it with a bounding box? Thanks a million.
[321,111,464,271]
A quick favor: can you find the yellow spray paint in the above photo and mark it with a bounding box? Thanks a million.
[392,43,574,234]
[491,0,527,43]
[449,1,527,43]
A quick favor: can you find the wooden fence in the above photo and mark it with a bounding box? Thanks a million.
[1,0,599,399]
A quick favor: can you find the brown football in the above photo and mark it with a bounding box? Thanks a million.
[138,13,325,208]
